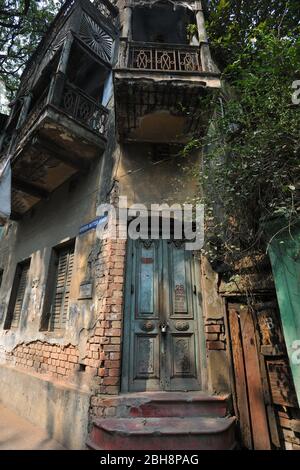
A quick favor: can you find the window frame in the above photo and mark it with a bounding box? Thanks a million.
[41,240,75,333]
[4,259,31,330]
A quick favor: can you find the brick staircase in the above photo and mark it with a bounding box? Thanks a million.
[87,392,236,450]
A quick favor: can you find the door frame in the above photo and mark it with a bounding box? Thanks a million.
[121,237,207,393]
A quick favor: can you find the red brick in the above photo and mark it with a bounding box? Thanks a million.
[207,341,225,350]
[112,291,123,299]
[106,329,121,337]
[105,360,120,369]
[110,269,123,276]
[111,305,122,313]
[105,386,119,395]
[206,333,219,341]
[68,355,78,363]
[98,368,106,377]
[103,345,120,352]
[103,377,119,386]
[109,368,120,377]
[111,337,121,344]
[205,325,222,333]
[95,328,105,336]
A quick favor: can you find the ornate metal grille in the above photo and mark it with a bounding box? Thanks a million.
[130,43,202,72]
[79,13,113,63]
[60,83,108,136]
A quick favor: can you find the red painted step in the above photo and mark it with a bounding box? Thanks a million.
[88,416,236,451]
[100,392,230,418]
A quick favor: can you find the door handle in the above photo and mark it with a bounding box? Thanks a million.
[159,322,169,335]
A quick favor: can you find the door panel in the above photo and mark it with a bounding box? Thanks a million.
[128,240,161,391]
[165,241,201,390]
[228,304,271,449]
[123,238,202,392]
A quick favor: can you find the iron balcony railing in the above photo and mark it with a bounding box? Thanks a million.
[15,79,108,148]
[128,41,202,73]
[60,82,108,135]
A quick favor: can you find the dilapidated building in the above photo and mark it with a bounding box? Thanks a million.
[0,0,299,451]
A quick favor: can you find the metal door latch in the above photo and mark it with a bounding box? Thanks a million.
[160,322,169,334]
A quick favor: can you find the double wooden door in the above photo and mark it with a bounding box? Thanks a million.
[122,239,203,392]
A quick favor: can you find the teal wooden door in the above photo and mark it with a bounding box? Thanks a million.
[268,223,300,406]
[122,239,203,392]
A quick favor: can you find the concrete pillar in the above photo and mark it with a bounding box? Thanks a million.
[196,8,208,43]
[195,6,215,72]
[119,5,132,68]
[48,32,74,107]
[122,6,132,40]
[57,32,74,75]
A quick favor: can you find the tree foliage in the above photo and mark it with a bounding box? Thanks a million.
[205,0,300,70]
[195,1,300,264]
[0,0,63,100]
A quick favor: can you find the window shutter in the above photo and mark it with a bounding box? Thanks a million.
[50,245,74,331]
[10,262,30,329]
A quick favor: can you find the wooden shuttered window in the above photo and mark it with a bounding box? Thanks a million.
[5,260,30,330]
[49,243,75,332]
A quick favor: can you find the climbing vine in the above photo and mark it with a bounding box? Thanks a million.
[186,29,300,266]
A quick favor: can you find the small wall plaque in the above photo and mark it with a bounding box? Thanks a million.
[78,281,93,300]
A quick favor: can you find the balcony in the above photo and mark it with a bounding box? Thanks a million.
[0,0,117,219]
[18,0,118,98]
[114,40,220,143]
[7,77,109,219]
[129,42,202,73]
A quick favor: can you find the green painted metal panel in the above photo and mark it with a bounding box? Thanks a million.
[267,221,300,406]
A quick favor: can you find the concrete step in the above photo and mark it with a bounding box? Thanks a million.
[100,392,230,418]
[88,416,236,450]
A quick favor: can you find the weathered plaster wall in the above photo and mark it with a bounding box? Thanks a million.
[0,364,91,449]
[115,142,201,207]
[200,256,231,394]
[0,160,100,349]
[0,123,128,444]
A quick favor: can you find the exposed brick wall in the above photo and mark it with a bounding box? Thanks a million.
[275,406,300,450]
[205,319,226,351]
[2,341,80,380]
[0,231,127,400]
[92,236,126,396]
